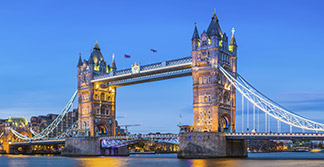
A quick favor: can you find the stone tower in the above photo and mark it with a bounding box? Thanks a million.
[77,42,116,137]
[192,10,238,133]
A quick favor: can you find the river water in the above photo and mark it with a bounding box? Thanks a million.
[1,152,324,167]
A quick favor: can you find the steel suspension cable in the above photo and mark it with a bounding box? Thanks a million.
[242,94,244,132]
[218,65,324,132]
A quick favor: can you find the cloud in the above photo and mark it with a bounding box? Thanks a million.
[276,91,324,113]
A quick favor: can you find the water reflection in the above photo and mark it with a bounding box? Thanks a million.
[76,157,126,167]
[2,153,324,167]
[190,159,237,167]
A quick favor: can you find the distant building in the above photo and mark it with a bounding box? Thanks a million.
[115,121,126,136]
[30,109,78,138]
[179,125,194,133]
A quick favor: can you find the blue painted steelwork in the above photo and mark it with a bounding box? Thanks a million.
[219,65,324,132]
[101,134,179,148]
[226,132,324,140]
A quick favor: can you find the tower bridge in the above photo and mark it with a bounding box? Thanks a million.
[4,10,324,158]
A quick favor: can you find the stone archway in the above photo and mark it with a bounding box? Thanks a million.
[95,124,108,137]
[218,114,231,133]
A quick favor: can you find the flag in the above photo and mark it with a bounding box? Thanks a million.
[124,54,131,58]
[150,49,157,53]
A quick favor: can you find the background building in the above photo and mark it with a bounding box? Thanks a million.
[30,109,78,138]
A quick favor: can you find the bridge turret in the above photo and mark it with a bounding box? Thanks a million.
[88,52,95,72]
[77,42,116,137]
[77,53,83,74]
[99,60,108,73]
[111,54,117,74]
[229,28,238,74]
[229,27,237,56]
[206,9,222,48]
[192,22,200,51]
[192,10,237,133]
[222,33,228,50]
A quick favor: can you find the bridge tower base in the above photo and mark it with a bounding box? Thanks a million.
[62,137,129,156]
[177,132,247,159]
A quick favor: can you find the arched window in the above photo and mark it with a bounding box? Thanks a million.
[101,93,105,101]
[199,77,202,84]
[107,96,110,101]
[101,106,105,115]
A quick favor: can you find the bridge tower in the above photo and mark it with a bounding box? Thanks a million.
[192,10,238,133]
[77,42,116,137]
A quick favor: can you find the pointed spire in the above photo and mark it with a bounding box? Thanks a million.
[94,40,100,50]
[213,8,218,21]
[207,8,222,37]
[230,28,237,46]
[192,22,200,40]
[111,53,117,71]
[77,53,83,67]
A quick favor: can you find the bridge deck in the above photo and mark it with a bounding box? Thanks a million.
[10,133,324,147]
[226,133,324,140]
[10,139,65,146]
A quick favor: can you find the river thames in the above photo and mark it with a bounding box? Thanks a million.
[1,152,324,167]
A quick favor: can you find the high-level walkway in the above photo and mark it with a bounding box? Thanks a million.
[92,56,192,86]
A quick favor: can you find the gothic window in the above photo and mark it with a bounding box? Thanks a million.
[204,77,207,84]
[204,96,208,102]
[207,76,211,83]
[107,96,110,102]
[101,106,105,115]
[101,93,105,101]
[207,95,211,102]
[95,94,98,100]
[199,77,202,84]
[202,40,207,46]
[202,52,207,59]
[97,109,100,114]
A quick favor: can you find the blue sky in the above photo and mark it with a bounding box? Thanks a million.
[0,0,323,133]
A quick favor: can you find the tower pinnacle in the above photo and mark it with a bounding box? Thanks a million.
[111,53,117,72]
[94,40,100,50]
[192,22,200,40]
[230,27,237,46]
[77,52,82,67]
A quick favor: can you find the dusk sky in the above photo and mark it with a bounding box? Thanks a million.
[0,0,323,133]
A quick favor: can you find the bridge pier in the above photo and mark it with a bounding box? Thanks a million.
[62,137,129,156]
[178,132,247,159]
[9,145,32,154]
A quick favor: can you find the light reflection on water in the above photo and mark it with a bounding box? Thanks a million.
[1,153,324,167]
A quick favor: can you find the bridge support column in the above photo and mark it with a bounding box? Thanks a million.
[62,137,129,156]
[178,132,247,159]
[62,137,101,156]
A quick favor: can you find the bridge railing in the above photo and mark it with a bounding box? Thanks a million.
[115,68,132,76]
[226,132,324,137]
[93,56,192,81]
[101,134,179,140]
[11,138,65,145]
